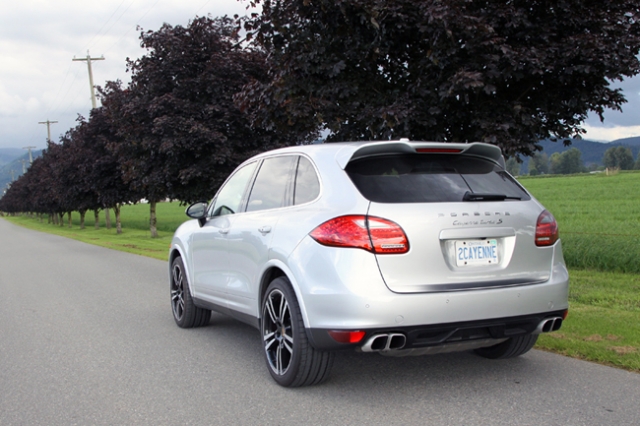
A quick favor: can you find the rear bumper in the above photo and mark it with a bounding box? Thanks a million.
[287,238,569,333]
[307,310,567,351]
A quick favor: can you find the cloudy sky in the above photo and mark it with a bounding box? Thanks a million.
[1,1,639,151]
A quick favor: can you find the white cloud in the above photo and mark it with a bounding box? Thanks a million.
[0,0,252,149]
[582,123,640,142]
[0,84,41,116]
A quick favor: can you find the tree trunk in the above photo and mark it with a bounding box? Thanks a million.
[149,200,158,238]
[48,213,53,224]
[114,204,122,235]
[105,205,112,229]
[59,213,64,227]
[79,210,86,229]
[94,209,100,229]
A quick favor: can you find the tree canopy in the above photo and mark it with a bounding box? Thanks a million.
[3,3,640,225]
[1,17,287,235]
[550,148,586,174]
[238,0,640,157]
[603,146,635,170]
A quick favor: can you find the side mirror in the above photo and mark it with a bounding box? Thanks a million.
[185,202,208,227]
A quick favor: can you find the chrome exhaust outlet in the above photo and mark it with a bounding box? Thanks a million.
[388,333,406,350]
[361,333,407,352]
[534,317,563,334]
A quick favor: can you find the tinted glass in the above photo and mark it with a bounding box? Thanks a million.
[246,156,297,212]
[346,154,530,203]
[294,157,320,205]
[210,161,258,216]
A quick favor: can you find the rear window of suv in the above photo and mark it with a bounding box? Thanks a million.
[345,154,530,203]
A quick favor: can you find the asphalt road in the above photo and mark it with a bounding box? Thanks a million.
[1,218,639,426]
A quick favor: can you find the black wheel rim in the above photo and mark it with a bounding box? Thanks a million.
[262,289,294,375]
[171,263,185,321]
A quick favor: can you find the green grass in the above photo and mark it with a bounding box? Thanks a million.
[3,177,640,373]
[536,269,640,372]
[520,171,640,273]
[2,202,189,260]
[114,202,190,233]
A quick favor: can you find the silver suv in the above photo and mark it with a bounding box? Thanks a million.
[169,140,569,387]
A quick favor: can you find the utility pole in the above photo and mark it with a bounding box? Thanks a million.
[73,51,109,228]
[21,159,27,174]
[23,146,37,164]
[72,51,105,109]
[10,169,15,182]
[38,120,58,142]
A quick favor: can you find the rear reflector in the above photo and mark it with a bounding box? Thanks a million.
[416,148,463,153]
[328,330,366,344]
[535,210,559,247]
[309,215,409,254]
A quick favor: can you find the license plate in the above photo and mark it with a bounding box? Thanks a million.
[455,239,498,267]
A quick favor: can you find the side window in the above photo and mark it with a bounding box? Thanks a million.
[210,161,258,216]
[246,156,297,212]
[294,156,320,205]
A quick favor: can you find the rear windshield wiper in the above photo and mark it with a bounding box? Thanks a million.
[463,191,522,202]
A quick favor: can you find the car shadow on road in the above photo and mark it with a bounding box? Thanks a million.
[193,312,558,394]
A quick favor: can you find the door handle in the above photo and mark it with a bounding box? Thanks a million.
[258,226,272,235]
[218,228,229,234]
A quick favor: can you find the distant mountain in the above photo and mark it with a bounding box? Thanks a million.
[0,150,43,193]
[519,137,640,173]
[0,148,25,167]
[539,138,640,164]
[610,136,640,147]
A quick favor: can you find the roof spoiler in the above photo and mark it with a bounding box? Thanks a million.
[335,140,505,169]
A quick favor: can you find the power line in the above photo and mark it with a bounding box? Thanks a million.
[86,0,131,51]
[44,62,73,118]
[89,0,139,53]
[48,66,84,119]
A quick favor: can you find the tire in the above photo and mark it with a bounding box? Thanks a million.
[170,256,211,328]
[474,334,539,359]
[261,277,334,387]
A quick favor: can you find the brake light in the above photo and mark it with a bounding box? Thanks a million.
[416,148,463,153]
[309,215,409,254]
[535,210,559,247]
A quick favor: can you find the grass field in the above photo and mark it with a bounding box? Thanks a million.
[2,202,185,260]
[520,171,640,274]
[3,171,640,372]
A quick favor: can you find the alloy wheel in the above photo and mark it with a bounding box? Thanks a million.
[171,263,185,321]
[262,289,294,375]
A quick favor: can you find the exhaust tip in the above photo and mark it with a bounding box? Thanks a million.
[389,333,406,350]
[371,335,389,351]
[535,317,563,334]
[361,333,407,352]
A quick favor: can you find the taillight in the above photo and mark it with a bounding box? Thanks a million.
[368,217,410,253]
[309,215,409,254]
[535,210,559,247]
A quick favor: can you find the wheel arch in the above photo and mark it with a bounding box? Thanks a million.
[169,245,195,298]
[258,261,311,328]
